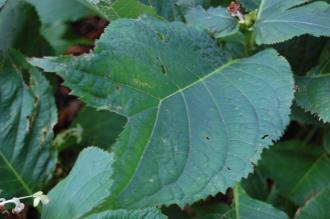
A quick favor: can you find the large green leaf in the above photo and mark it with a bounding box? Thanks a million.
[26,0,91,25]
[0,51,57,197]
[86,208,166,219]
[259,141,330,206]
[288,155,330,206]
[294,39,330,121]
[185,6,239,38]
[42,147,165,219]
[240,0,261,11]
[140,0,210,21]
[242,167,299,217]
[295,74,330,122]
[80,0,210,21]
[42,147,113,219]
[78,0,157,21]
[186,184,288,219]
[254,0,330,44]
[295,187,330,219]
[30,17,294,210]
[259,141,323,195]
[24,0,93,55]
[0,0,53,56]
[226,185,288,219]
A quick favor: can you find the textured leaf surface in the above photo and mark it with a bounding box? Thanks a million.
[179,184,288,219]
[294,39,330,121]
[86,208,166,219]
[254,1,330,44]
[240,0,261,11]
[140,0,210,21]
[259,141,322,195]
[228,185,288,219]
[0,51,57,197]
[259,141,330,206]
[26,0,90,25]
[289,155,330,206]
[30,17,294,210]
[295,74,330,122]
[79,0,157,21]
[186,6,238,38]
[43,147,165,219]
[295,187,330,219]
[0,0,53,56]
[42,147,113,219]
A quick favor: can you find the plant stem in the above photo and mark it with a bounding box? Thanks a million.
[244,30,255,56]
[303,127,318,145]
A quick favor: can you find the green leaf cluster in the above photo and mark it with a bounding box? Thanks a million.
[1,0,330,218]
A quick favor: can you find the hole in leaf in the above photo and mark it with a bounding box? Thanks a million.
[116,84,121,91]
[227,167,231,171]
[21,69,30,86]
[160,64,167,75]
[156,32,165,41]
[261,134,269,139]
[205,136,211,140]
[26,116,32,130]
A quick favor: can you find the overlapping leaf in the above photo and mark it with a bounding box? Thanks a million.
[189,184,288,219]
[295,187,330,219]
[259,141,330,206]
[295,75,330,122]
[140,0,210,21]
[26,0,91,25]
[294,39,330,122]
[0,51,57,197]
[78,0,157,21]
[86,208,166,219]
[186,6,239,38]
[42,147,165,219]
[240,0,261,11]
[42,147,113,219]
[227,185,288,219]
[30,17,294,211]
[0,0,53,56]
[254,0,330,44]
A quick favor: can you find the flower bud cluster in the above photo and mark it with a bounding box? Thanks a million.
[0,191,49,215]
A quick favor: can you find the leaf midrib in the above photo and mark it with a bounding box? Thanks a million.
[112,59,238,205]
[288,154,327,198]
[160,59,238,102]
[0,151,33,195]
[261,19,330,29]
[0,63,33,196]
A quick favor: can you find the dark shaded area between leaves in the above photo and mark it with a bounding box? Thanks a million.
[51,16,108,182]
